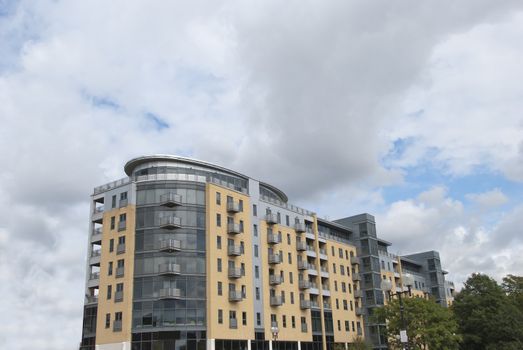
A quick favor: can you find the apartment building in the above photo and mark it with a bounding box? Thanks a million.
[79,155,453,350]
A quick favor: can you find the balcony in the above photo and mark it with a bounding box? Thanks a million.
[228,267,242,279]
[159,239,182,252]
[268,254,282,264]
[310,300,320,308]
[300,300,311,309]
[229,318,238,329]
[159,216,182,230]
[267,233,281,245]
[92,206,104,222]
[350,256,361,265]
[322,285,331,297]
[319,248,328,260]
[354,289,363,298]
[116,266,125,278]
[119,198,128,208]
[298,261,310,270]
[299,280,312,289]
[270,296,283,306]
[320,266,329,277]
[160,192,182,207]
[91,227,102,243]
[113,320,122,332]
[158,263,181,275]
[323,302,332,310]
[118,221,126,231]
[352,273,361,282]
[265,213,278,225]
[269,275,283,285]
[227,201,240,213]
[159,288,181,299]
[355,307,364,316]
[116,243,125,254]
[89,251,101,266]
[301,323,308,333]
[306,246,316,257]
[228,290,243,302]
[89,272,99,280]
[295,222,306,233]
[296,241,307,251]
[114,290,123,302]
[86,295,98,304]
[227,223,241,235]
[227,245,242,256]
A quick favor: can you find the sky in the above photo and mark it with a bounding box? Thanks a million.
[0,1,522,349]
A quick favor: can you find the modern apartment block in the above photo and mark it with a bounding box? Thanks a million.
[79,155,453,350]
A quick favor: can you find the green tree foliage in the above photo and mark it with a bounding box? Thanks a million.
[331,337,371,350]
[453,273,523,350]
[373,296,460,350]
[503,274,523,310]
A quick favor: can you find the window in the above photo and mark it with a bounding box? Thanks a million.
[105,313,110,328]
[120,192,127,200]
[110,216,115,230]
[217,258,222,272]
[340,265,345,276]
[332,263,337,274]
[257,313,261,326]
[345,320,350,331]
[255,266,259,278]
[292,316,296,328]
[342,282,346,293]
[343,300,348,310]
[253,224,258,236]
[277,212,281,224]
[242,312,247,326]
[336,299,339,309]
[107,285,112,300]
[239,220,244,232]
[287,233,291,245]
[350,300,353,311]
[253,204,257,216]
[289,272,293,284]
[239,199,244,212]
[290,292,294,304]
[217,236,221,249]
[281,291,285,303]
[286,215,290,226]
[109,239,114,252]
[216,213,221,227]
[352,321,355,332]
[115,311,122,328]
[334,281,338,292]
[119,213,126,222]
[218,282,222,296]
[381,260,385,269]
[347,266,351,276]
[218,309,223,324]
[254,245,259,257]
[288,252,292,264]
[331,246,335,256]
[345,250,349,260]
[283,315,287,328]
[108,261,113,276]
[339,248,343,258]
[338,320,341,331]
[111,195,116,208]
[256,287,260,300]
[216,192,221,205]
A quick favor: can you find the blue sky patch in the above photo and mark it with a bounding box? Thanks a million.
[145,112,169,131]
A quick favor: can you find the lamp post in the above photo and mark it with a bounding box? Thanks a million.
[381,273,414,350]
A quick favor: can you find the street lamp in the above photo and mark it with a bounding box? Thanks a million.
[381,274,414,350]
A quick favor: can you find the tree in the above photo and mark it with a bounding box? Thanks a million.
[331,337,371,350]
[373,296,460,350]
[502,274,523,310]
[453,273,523,350]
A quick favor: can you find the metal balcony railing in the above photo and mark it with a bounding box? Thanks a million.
[114,290,123,302]
[91,250,101,258]
[160,192,182,207]
[268,254,282,264]
[323,302,332,309]
[229,318,238,329]
[297,261,310,270]
[86,295,98,304]
[93,206,104,214]
[227,201,240,213]
[158,263,180,275]
[270,296,283,306]
[352,273,361,281]
[159,288,181,299]
[89,272,100,280]
[159,239,182,252]
[227,223,241,234]
[119,198,128,208]
[269,275,283,285]
[299,280,312,289]
[116,243,125,254]
[116,267,125,277]
[294,222,306,233]
[265,213,278,224]
[118,221,126,231]
[301,323,308,332]
[267,233,281,244]
[296,241,307,251]
[227,245,242,256]
[350,256,361,265]
[354,289,363,298]
[228,290,243,302]
[355,307,364,316]
[228,267,242,279]
[159,216,181,229]
[300,300,311,309]
[113,320,122,332]
[92,227,102,236]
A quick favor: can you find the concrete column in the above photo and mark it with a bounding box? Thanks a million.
[207,338,215,350]
[247,340,251,350]
[298,341,302,350]
[269,340,273,350]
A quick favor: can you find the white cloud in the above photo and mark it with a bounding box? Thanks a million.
[466,188,509,208]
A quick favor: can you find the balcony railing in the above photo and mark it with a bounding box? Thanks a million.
[297,261,310,270]
[299,280,312,289]
[352,273,361,281]
[354,289,363,298]
[322,285,330,291]
[227,245,243,256]
[355,307,364,316]
[113,320,122,332]
[119,198,128,208]
[160,192,182,207]
[300,300,311,309]
[159,288,181,299]
[86,295,98,304]
[319,248,327,256]
[295,222,306,233]
[118,221,126,231]
[116,243,125,254]
[116,267,125,277]
[158,263,181,275]
[301,323,308,332]
[227,201,240,213]
[265,213,278,225]
[228,290,243,302]
[114,290,123,302]
[323,302,332,309]
[296,241,307,251]
[92,227,102,236]
[91,250,101,258]
[93,206,104,214]
[89,272,100,280]
[159,239,182,252]
[228,267,242,279]
[269,275,283,285]
[159,216,182,229]
[227,223,241,234]
[267,233,281,244]
[270,296,283,306]
[268,254,282,264]
[350,256,361,265]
